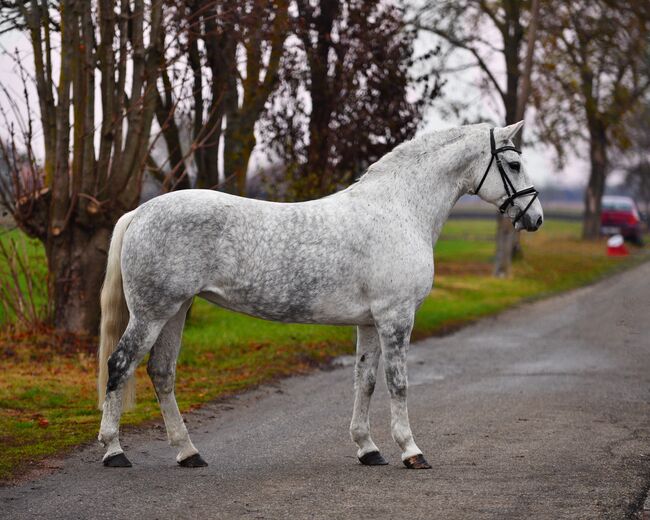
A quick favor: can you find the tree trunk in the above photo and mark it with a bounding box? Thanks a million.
[306,68,334,198]
[493,1,524,278]
[493,212,516,277]
[583,123,608,240]
[493,0,541,276]
[296,0,339,199]
[223,118,256,196]
[46,224,111,335]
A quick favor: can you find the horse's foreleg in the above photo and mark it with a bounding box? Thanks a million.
[376,315,431,470]
[99,317,166,467]
[350,325,386,465]
[147,300,206,467]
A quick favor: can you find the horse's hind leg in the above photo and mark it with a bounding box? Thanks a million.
[350,325,386,465]
[99,316,167,467]
[146,300,206,467]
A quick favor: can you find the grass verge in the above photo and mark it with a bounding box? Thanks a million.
[0,219,647,482]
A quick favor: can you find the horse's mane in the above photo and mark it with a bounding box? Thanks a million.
[355,123,487,184]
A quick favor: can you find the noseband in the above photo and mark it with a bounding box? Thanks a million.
[475,128,538,225]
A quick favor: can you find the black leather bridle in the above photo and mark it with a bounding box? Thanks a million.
[475,128,539,225]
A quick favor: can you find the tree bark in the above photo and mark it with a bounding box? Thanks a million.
[297,0,340,198]
[47,225,111,335]
[155,67,191,191]
[223,114,257,196]
[194,0,236,189]
[493,212,516,277]
[583,121,608,239]
[493,2,520,278]
[220,0,287,196]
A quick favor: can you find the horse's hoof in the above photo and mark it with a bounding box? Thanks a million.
[178,453,208,468]
[403,454,432,469]
[103,452,132,468]
[358,450,388,466]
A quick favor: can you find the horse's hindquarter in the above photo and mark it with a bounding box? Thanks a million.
[122,190,434,325]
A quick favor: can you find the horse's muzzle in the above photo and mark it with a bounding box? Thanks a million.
[520,212,543,232]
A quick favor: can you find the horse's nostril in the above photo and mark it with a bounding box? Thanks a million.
[536,216,543,228]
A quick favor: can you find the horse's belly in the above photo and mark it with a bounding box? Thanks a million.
[198,285,372,326]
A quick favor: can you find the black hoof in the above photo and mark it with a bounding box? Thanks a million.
[178,453,208,468]
[403,454,432,469]
[103,452,132,468]
[359,450,388,466]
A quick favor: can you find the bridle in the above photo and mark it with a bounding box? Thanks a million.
[475,128,538,225]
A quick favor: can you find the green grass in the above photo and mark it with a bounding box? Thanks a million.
[0,219,646,482]
[0,228,49,325]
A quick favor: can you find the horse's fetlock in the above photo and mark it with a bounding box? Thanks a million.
[391,422,415,449]
[98,426,118,445]
[168,427,188,444]
[350,424,369,443]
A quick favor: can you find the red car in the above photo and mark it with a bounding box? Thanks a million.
[600,196,644,245]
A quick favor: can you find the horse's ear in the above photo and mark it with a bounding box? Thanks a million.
[502,120,524,141]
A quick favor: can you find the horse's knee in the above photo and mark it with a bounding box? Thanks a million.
[366,376,377,395]
[355,356,378,391]
[388,381,407,400]
[355,367,376,389]
[384,363,407,399]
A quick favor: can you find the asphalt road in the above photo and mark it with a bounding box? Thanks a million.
[3,262,650,519]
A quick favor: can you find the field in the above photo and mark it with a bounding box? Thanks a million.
[0,219,646,482]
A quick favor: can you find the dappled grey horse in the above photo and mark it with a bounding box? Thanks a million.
[98,122,543,469]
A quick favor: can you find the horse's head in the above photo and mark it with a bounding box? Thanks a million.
[472,122,544,232]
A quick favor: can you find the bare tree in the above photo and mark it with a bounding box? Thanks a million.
[0,1,165,334]
[264,0,430,200]
[174,0,289,194]
[222,0,289,195]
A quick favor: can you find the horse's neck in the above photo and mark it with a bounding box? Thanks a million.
[356,137,479,245]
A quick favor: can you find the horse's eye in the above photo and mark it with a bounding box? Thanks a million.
[509,161,521,172]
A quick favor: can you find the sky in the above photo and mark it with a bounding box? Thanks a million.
[0,21,593,190]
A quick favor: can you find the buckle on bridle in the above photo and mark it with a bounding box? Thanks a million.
[474,128,538,225]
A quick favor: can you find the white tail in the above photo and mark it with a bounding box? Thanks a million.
[97,210,137,411]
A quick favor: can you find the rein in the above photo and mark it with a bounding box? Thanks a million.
[475,128,538,225]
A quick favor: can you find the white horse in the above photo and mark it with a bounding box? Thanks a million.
[97,122,543,469]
